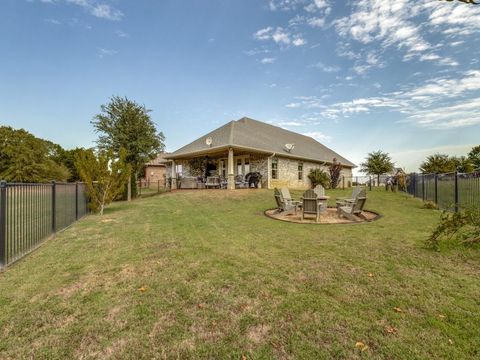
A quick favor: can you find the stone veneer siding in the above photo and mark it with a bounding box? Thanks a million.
[166,154,353,190]
[269,156,353,190]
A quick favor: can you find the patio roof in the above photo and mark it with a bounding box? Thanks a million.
[166,117,356,167]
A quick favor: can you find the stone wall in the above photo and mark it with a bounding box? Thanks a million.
[166,154,353,190]
[249,154,269,188]
[269,156,353,190]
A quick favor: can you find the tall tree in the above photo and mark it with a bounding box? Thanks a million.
[75,149,131,215]
[468,145,480,170]
[419,154,456,174]
[0,126,69,182]
[420,154,474,174]
[360,150,394,185]
[452,156,475,173]
[91,96,165,200]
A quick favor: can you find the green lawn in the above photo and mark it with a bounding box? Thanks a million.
[0,189,479,359]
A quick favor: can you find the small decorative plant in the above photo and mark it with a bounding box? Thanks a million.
[308,168,330,189]
[426,207,480,250]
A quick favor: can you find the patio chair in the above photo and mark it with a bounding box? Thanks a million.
[280,188,302,208]
[313,184,325,198]
[179,176,198,189]
[274,188,298,215]
[337,188,367,221]
[205,176,221,189]
[335,186,364,207]
[235,175,248,188]
[301,189,326,222]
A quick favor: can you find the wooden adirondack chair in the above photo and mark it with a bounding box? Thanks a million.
[337,188,367,221]
[301,189,325,222]
[280,188,302,208]
[336,186,364,207]
[313,184,325,197]
[274,188,298,215]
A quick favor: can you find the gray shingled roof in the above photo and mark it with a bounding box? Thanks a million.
[167,117,355,167]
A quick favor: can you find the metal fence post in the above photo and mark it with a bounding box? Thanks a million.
[75,182,79,220]
[0,181,7,267]
[412,173,416,197]
[454,172,459,212]
[52,181,56,233]
[422,174,425,201]
[434,174,438,204]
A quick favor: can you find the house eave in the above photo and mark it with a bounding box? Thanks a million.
[166,144,355,168]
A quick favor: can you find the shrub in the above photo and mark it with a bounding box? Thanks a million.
[308,168,330,189]
[426,207,480,250]
[422,201,438,210]
[329,158,342,189]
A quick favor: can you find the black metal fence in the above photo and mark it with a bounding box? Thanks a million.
[0,181,89,268]
[406,172,480,211]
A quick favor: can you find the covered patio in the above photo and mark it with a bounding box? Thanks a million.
[168,146,268,190]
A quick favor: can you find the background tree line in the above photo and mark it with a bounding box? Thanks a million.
[0,126,84,182]
[1,96,165,213]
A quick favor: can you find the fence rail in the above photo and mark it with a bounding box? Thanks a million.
[0,181,89,268]
[406,172,480,211]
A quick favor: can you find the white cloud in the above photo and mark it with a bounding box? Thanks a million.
[312,62,340,73]
[254,27,273,40]
[115,30,129,38]
[38,0,124,21]
[303,131,332,142]
[292,37,306,46]
[268,0,304,11]
[260,57,276,64]
[97,47,118,58]
[253,26,306,47]
[307,17,325,28]
[44,18,61,25]
[335,0,480,65]
[289,70,480,129]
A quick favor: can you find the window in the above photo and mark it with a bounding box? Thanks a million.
[271,158,278,179]
[219,160,226,178]
[175,164,183,176]
[237,159,243,175]
[244,158,250,174]
[298,162,303,180]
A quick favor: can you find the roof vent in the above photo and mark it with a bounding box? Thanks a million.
[205,137,213,147]
[284,143,295,153]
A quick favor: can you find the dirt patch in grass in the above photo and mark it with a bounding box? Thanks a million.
[247,324,271,344]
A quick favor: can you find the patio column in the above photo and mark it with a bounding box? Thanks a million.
[171,160,177,190]
[227,147,235,190]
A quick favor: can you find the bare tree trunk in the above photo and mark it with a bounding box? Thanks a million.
[127,176,132,202]
[377,174,380,187]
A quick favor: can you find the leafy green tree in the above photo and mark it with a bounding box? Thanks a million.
[0,126,69,182]
[308,168,330,189]
[75,149,131,215]
[468,145,480,170]
[360,150,394,185]
[92,96,165,200]
[56,147,88,182]
[420,154,474,174]
[420,154,456,174]
[452,156,474,173]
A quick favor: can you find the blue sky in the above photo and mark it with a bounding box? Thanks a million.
[1,0,479,172]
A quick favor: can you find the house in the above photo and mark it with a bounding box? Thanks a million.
[165,117,355,190]
[143,152,169,185]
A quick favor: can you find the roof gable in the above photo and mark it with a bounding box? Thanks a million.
[168,117,355,167]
